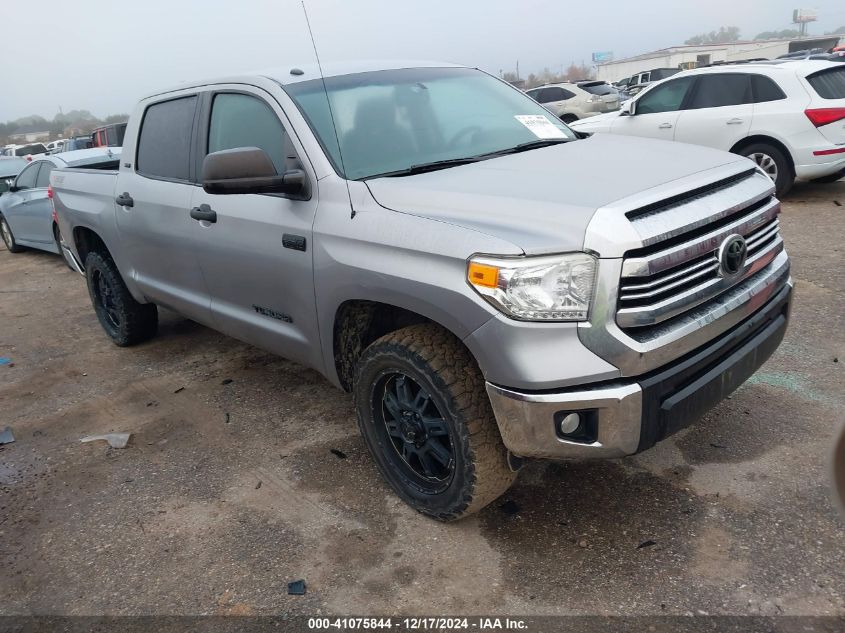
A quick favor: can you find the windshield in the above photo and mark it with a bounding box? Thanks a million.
[284,66,575,180]
[15,144,47,156]
[808,67,845,99]
[0,157,28,178]
[579,82,615,96]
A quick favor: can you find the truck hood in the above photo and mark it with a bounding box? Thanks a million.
[365,134,751,255]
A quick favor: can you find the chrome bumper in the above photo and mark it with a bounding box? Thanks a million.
[486,382,643,459]
[487,279,792,460]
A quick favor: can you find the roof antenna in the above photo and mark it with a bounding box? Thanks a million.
[302,1,356,219]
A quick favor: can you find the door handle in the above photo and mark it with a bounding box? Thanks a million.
[658,123,673,129]
[115,192,134,207]
[190,204,217,223]
[726,118,744,125]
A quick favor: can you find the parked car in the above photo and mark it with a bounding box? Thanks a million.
[815,51,845,63]
[526,81,620,123]
[12,143,48,158]
[0,157,28,196]
[778,48,826,60]
[57,136,94,153]
[53,61,791,520]
[45,140,64,154]
[570,61,845,195]
[623,67,681,95]
[0,148,120,268]
[91,122,127,148]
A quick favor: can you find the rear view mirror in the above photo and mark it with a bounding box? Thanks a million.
[202,147,307,197]
[621,100,634,116]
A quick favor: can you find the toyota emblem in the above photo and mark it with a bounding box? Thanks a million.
[718,234,748,277]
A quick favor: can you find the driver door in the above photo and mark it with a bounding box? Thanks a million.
[188,88,321,369]
[612,76,695,141]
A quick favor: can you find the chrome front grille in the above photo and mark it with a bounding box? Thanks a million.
[617,195,783,330]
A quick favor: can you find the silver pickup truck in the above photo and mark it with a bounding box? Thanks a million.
[52,61,792,520]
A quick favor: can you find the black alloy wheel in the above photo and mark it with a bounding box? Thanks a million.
[375,371,455,492]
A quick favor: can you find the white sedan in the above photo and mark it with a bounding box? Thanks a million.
[571,61,845,196]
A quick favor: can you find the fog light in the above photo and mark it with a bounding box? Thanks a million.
[559,412,581,435]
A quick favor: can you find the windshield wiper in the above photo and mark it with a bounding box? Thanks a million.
[370,138,573,179]
[484,138,572,157]
[380,156,482,178]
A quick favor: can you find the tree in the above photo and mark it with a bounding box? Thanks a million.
[685,26,741,45]
[826,26,845,35]
[754,29,801,40]
[104,114,129,124]
[564,63,593,81]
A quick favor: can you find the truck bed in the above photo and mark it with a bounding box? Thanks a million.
[50,167,119,270]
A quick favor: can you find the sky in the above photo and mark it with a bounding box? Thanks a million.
[2,0,845,122]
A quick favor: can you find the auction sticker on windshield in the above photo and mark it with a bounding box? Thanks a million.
[514,115,567,139]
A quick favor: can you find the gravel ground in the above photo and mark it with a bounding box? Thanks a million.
[0,180,843,618]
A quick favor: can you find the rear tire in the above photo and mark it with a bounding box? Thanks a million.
[84,251,157,346]
[811,168,845,184]
[0,216,24,253]
[738,143,793,197]
[354,324,516,521]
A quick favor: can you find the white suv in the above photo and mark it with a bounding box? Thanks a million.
[526,81,620,123]
[571,61,845,195]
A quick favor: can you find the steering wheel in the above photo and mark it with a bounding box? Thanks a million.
[448,125,482,149]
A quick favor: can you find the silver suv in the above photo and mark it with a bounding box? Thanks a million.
[53,61,791,520]
[527,81,620,122]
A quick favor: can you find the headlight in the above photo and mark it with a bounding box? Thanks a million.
[467,253,597,321]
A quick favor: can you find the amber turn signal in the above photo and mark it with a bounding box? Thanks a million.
[467,262,499,288]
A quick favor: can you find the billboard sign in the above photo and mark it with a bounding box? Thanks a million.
[793,8,817,23]
[592,51,614,63]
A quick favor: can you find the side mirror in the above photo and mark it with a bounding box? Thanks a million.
[8,184,20,192]
[202,147,306,196]
[620,100,634,116]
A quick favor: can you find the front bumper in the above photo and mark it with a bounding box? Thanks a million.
[486,280,792,459]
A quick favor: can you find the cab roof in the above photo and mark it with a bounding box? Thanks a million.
[145,60,467,100]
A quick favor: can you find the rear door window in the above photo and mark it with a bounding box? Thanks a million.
[35,162,54,188]
[136,95,198,181]
[807,67,845,99]
[751,75,787,102]
[687,74,752,109]
[207,92,291,174]
[547,87,575,101]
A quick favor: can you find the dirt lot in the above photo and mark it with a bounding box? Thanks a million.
[1,181,843,617]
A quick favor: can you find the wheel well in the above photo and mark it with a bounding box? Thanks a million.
[333,301,434,391]
[730,135,795,177]
[73,227,111,265]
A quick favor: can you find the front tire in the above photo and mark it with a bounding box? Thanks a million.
[84,251,157,346]
[354,324,516,521]
[0,216,24,253]
[739,143,793,197]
